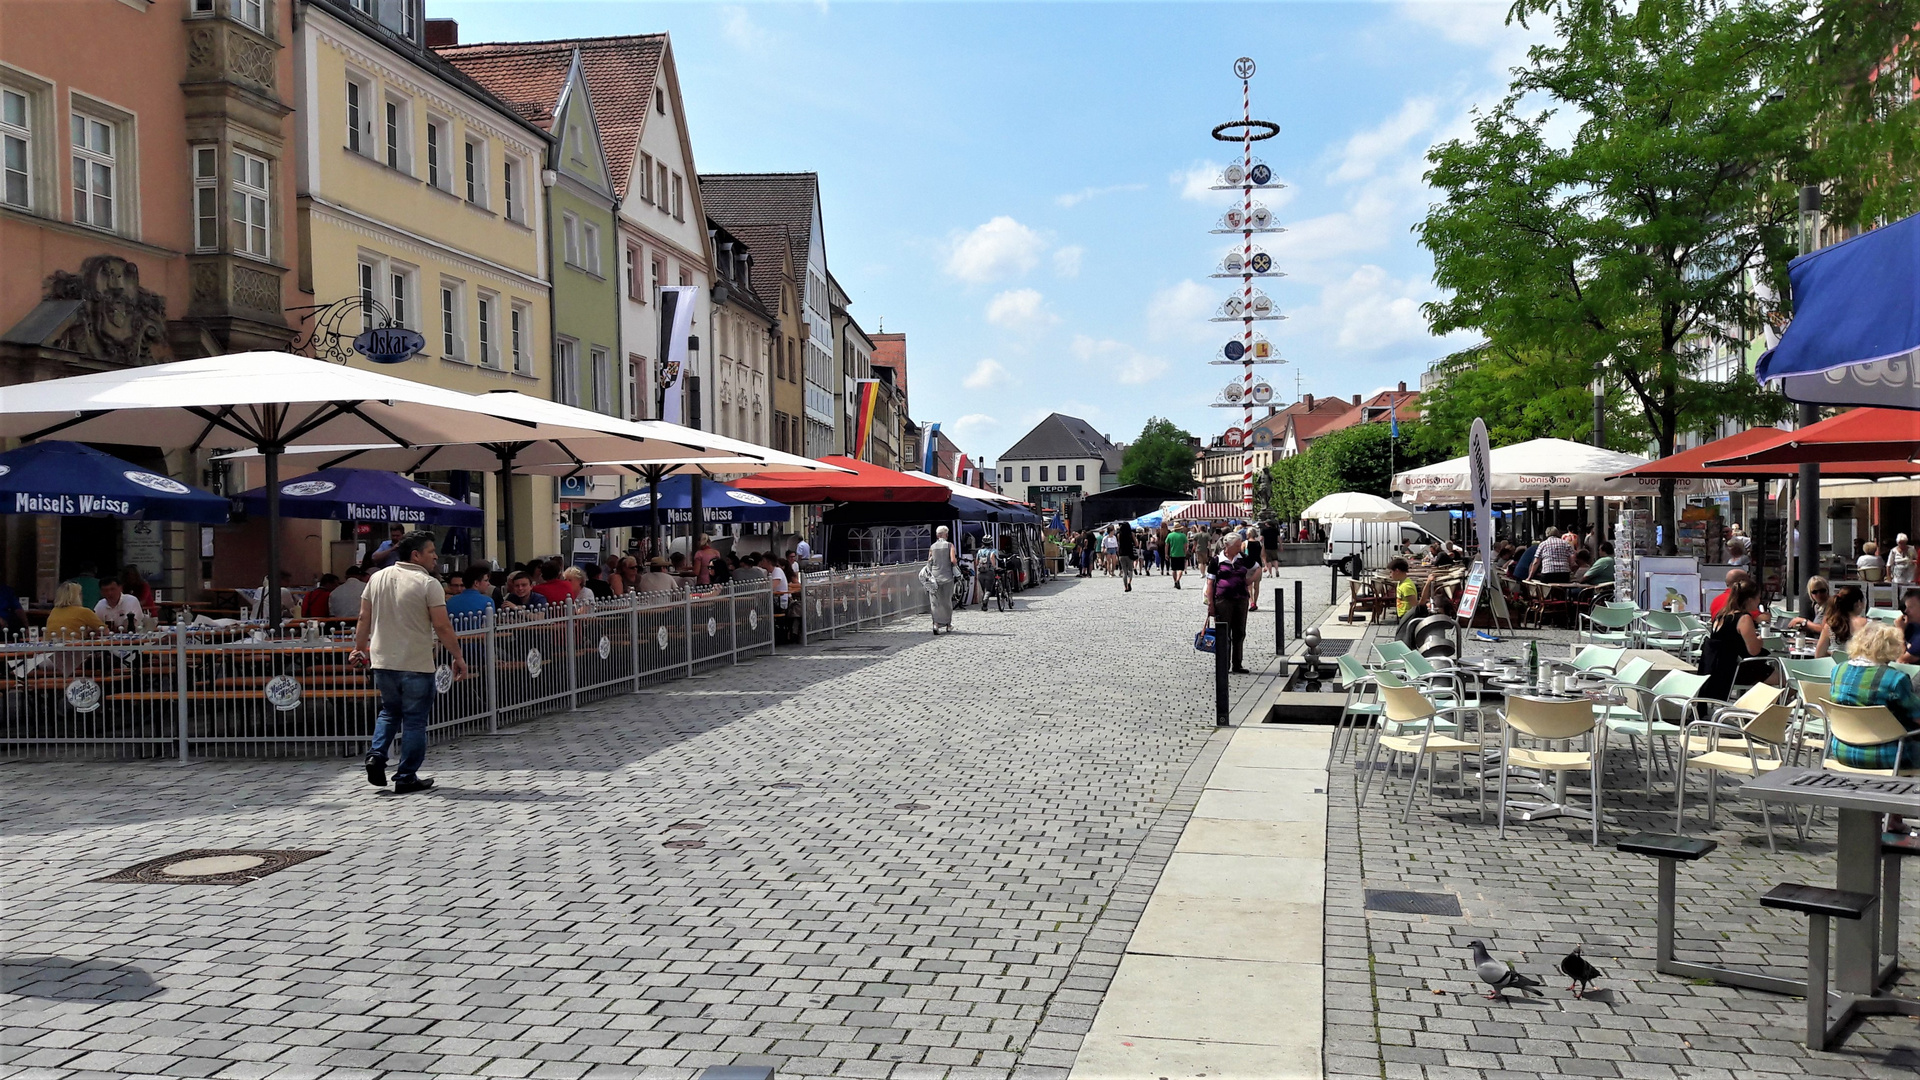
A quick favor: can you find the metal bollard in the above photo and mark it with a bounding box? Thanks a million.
[1295,578,1304,641]
[1275,586,1285,656]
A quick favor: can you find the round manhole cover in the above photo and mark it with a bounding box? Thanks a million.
[894,803,930,811]
[663,840,706,850]
[161,854,267,876]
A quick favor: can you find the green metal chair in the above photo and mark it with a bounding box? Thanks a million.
[1580,606,1639,648]
[1330,654,1388,766]
[1600,669,1711,795]
[1638,610,1703,659]
[1371,640,1414,673]
[1871,607,1903,624]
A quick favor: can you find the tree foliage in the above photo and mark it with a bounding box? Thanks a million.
[1266,422,1449,522]
[1414,343,1649,460]
[1118,417,1198,494]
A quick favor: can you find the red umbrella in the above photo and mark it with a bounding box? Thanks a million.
[1613,426,1917,479]
[1705,408,1920,467]
[732,455,949,503]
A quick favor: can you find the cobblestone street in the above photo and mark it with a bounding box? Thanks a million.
[0,568,1317,1080]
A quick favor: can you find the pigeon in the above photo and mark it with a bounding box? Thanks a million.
[1470,940,1544,1000]
[1560,947,1602,997]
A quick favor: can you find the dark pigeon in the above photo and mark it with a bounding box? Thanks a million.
[1470,939,1545,1000]
[1560,946,1602,997]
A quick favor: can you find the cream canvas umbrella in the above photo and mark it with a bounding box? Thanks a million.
[1392,438,1722,503]
[1302,491,1413,522]
[0,352,661,621]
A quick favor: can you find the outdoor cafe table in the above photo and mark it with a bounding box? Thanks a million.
[1741,767,1920,1034]
[1487,685,1627,822]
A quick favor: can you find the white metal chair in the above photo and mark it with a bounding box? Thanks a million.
[1818,702,1920,777]
[1676,697,1796,851]
[1357,683,1484,824]
[1498,695,1607,846]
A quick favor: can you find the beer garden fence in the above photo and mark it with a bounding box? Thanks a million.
[2,565,929,760]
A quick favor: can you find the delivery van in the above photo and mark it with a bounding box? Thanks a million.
[1323,517,1447,577]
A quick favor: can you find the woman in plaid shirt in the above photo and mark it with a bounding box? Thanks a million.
[1828,621,1920,770]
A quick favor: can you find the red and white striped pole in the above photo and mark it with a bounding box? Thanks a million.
[1240,71,1255,516]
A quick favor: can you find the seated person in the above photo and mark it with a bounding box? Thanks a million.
[1859,540,1886,577]
[1816,584,1868,659]
[329,566,368,618]
[669,551,690,577]
[1388,558,1417,621]
[532,560,574,605]
[637,558,680,596]
[1582,542,1615,585]
[1786,576,1829,634]
[302,574,339,618]
[46,581,105,638]
[1829,620,1920,772]
[582,563,615,600]
[0,581,24,631]
[443,570,494,618]
[94,578,145,632]
[497,571,550,612]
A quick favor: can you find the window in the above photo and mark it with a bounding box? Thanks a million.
[463,137,483,204]
[628,355,644,419]
[650,255,663,296]
[582,221,601,275]
[70,110,115,230]
[358,259,377,330]
[591,347,611,413]
[230,149,269,257]
[655,85,666,115]
[625,245,640,299]
[510,303,529,373]
[502,157,519,221]
[1021,467,1031,483]
[670,172,683,220]
[424,119,443,188]
[1038,466,1048,482]
[1076,465,1085,481]
[191,0,215,12]
[350,0,372,13]
[388,265,412,327]
[2,89,32,210]
[383,97,407,171]
[638,153,653,203]
[562,212,579,266]
[555,337,578,405]
[399,0,417,38]
[191,146,217,249]
[345,77,366,153]
[439,281,463,358]
[679,267,690,287]
[236,0,264,32]
[656,162,667,210]
[476,292,498,367]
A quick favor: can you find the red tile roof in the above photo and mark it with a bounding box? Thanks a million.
[438,35,665,200]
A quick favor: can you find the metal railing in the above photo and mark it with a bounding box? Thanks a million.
[1,566,927,760]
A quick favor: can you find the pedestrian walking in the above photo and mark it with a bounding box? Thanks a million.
[1117,522,1136,592]
[350,529,468,795]
[1167,522,1189,590]
[926,525,959,634]
[1244,529,1264,612]
[1102,528,1119,575]
[1206,533,1256,676]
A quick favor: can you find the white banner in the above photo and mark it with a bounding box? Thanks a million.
[657,285,697,425]
[1468,418,1495,575]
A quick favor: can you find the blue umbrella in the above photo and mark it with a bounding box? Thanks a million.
[1757,210,1920,406]
[0,440,228,522]
[240,467,481,526]
[588,474,791,526]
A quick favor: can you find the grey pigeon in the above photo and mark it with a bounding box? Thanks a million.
[1470,940,1544,1000]
[1559,947,1602,997]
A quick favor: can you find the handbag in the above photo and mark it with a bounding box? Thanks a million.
[1194,618,1217,653]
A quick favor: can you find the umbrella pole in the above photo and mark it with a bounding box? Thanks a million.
[265,445,282,627]
[690,474,704,552]
[496,449,516,570]
[648,471,661,562]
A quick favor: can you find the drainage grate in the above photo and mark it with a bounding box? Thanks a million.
[893,803,929,811]
[1364,889,1462,916]
[826,645,891,652]
[97,849,326,886]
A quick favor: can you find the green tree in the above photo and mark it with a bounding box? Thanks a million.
[1419,0,1802,548]
[1118,417,1198,493]
[1415,342,1648,460]
[1266,421,1448,524]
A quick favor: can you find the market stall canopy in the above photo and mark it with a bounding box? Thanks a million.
[1301,491,1412,523]
[1702,408,1920,468]
[820,495,1017,524]
[1612,426,1917,479]
[239,467,482,527]
[732,456,947,504]
[1755,211,1920,409]
[586,475,791,526]
[1393,438,1720,502]
[1172,502,1249,523]
[0,441,228,523]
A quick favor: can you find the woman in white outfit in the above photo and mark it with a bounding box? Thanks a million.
[926,525,959,634]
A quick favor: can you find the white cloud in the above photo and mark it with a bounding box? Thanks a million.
[1145,280,1217,345]
[985,288,1058,332]
[950,413,1000,443]
[1055,183,1145,208]
[1052,245,1084,278]
[719,6,772,51]
[963,358,1010,390]
[1174,160,1235,207]
[944,216,1045,283]
[1294,265,1449,353]
[1330,97,1440,183]
[1396,1,1552,76]
[1071,335,1167,386]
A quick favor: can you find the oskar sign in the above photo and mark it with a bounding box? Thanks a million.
[352,326,426,365]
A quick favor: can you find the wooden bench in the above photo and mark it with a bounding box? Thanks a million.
[1761,883,1878,1049]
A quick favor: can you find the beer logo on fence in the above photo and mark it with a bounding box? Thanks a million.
[525,648,543,678]
[65,677,102,713]
[748,608,759,630]
[264,675,302,711]
[815,599,822,616]
[657,626,670,650]
[282,480,337,497]
[409,487,458,506]
[706,616,717,637]
[597,635,611,660]
[434,664,453,693]
[125,471,190,494]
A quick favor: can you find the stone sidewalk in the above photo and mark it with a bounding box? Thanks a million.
[0,566,1334,1080]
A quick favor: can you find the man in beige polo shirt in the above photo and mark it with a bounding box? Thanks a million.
[349,530,467,794]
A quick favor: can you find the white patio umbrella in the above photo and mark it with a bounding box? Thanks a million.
[1301,491,1413,522]
[0,352,669,622]
[903,470,1026,506]
[1392,438,1723,503]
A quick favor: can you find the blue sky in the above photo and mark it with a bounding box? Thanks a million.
[438,1,1546,464]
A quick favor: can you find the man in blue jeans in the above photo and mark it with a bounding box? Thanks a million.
[349,530,468,794]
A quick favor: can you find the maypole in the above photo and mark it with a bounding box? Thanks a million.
[1208,57,1285,517]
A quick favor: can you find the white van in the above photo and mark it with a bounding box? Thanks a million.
[1323,518,1446,577]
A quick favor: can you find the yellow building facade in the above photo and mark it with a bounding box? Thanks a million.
[292,0,557,564]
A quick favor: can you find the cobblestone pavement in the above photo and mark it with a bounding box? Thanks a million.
[0,565,1329,1080]
[1325,621,1920,1080]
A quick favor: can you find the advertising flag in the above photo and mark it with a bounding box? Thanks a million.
[656,285,698,425]
[922,422,941,474]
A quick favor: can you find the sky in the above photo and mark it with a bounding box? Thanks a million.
[437,0,1551,465]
